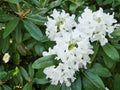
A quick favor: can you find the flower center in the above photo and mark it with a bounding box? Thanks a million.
[68,43,78,50]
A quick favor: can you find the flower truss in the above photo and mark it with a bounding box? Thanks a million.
[43,7,118,87]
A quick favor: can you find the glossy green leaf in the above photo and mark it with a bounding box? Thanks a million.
[26,14,47,25]
[88,63,111,77]
[35,69,46,79]
[3,18,19,38]
[23,82,33,90]
[32,55,56,69]
[15,23,22,44]
[23,20,43,41]
[20,67,30,81]
[83,71,105,89]
[102,51,116,68]
[114,74,120,90]
[102,43,119,61]
[35,45,45,55]
[2,85,12,90]
[83,76,99,90]
[33,78,49,84]
[71,77,82,90]
[28,63,34,78]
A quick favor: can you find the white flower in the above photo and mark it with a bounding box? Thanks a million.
[77,7,118,46]
[3,53,10,63]
[42,7,118,87]
[45,9,77,41]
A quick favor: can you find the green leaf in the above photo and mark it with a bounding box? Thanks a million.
[102,43,119,61]
[3,18,19,38]
[71,77,82,90]
[35,69,46,79]
[2,85,12,90]
[28,63,34,78]
[23,82,33,90]
[47,85,61,90]
[102,51,116,69]
[2,36,10,53]
[61,83,70,90]
[32,55,56,69]
[83,76,98,90]
[20,67,30,81]
[69,3,78,13]
[112,28,120,37]
[23,20,43,41]
[96,0,103,5]
[33,78,49,84]
[35,45,45,55]
[17,45,26,56]
[103,0,113,5]
[88,63,111,77]
[114,74,120,90]
[0,14,15,22]
[6,0,23,4]
[0,71,7,79]
[26,14,47,25]
[83,71,105,89]
[15,23,22,44]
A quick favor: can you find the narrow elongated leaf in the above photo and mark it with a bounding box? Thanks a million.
[32,55,56,69]
[28,63,34,78]
[15,23,22,44]
[83,71,105,89]
[23,20,43,41]
[2,36,10,53]
[2,85,12,90]
[102,43,119,61]
[20,67,30,81]
[88,63,111,77]
[0,14,15,22]
[114,74,120,90]
[33,78,49,84]
[26,15,47,25]
[3,18,19,38]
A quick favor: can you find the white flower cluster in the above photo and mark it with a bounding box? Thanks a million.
[43,7,118,86]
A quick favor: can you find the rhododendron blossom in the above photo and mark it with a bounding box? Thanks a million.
[43,7,118,87]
